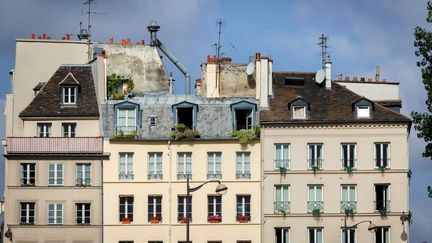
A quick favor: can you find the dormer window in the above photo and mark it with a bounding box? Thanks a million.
[172,101,198,130]
[353,98,373,119]
[292,106,306,119]
[62,86,77,105]
[230,101,257,131]
[288,98,309,119]
[356,106,370,118]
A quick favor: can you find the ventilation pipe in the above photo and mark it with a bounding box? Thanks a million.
[147,21,191,95]
[325,61,332,90]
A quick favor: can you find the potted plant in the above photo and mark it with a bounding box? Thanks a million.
[378,165,387,173]
[312,208,321,220]
[150,216,161,223]
[178,216,188,223]
[344,208,355,218]
[312,166,320,175]
[279,166,288,176]
[121,217,131,224]
[207,215,222,223]
[238,215,250,223]
[345,166,353,175]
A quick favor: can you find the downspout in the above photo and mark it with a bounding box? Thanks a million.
[168,140,172,243]
[101,153,104,243]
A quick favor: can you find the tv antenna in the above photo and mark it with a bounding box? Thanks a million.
[79,0,105,40]
[318,34,330,68]
[215,19,225,60]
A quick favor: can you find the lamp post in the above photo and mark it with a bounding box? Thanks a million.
[344,216,377,233]
[186,174,228,243]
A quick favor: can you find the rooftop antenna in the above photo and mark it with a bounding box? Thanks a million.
[215,19,225,60]
[79,0,105,60]
[318,34,330,68]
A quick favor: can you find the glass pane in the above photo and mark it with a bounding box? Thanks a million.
[342,187,348,201]
[276,187,281,201]
[316,187,322,201]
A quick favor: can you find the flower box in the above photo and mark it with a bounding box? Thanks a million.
[150,216,161,223]
[238,215,250,223]
[121,217,131,224]
[178,216,189,224]
[207,215,222,223]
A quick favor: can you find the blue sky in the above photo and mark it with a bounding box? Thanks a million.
[0,0,431,241]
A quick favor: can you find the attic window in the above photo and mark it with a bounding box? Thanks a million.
[62,86,77,105]
[230,101,257,131]
[172,102,198,131]
[353,98,373,119]
[293,106,306,119]
[356,106,370,118]
[288,98,309,119]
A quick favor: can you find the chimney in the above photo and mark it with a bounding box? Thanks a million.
[195,79,202,96]
[66,34,71,40]
[141,39,145,45]
[325,61,332,89]
[368,77,373,82]
[345,76,350,81]
[42,33,46,39]
[375,65,380,82]
[109,36,114,44]
[360,77,365,82]
[31,33,35,39]
[337,75,342,81]
[353,76,358,81]
[9,69,14,85]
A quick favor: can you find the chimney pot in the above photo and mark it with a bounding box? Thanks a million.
[42,33,46,39]
[255,52,261,61]
[353,76,358,81]
[31,33,35,39]
[382,79,387,83]
[109,36,114,44]
[368,77,373,82]
[337,75,342,81]
[127,38,131,45]
[345,76,350,81]
[66,34,71,40]
[62,37,65,40]
[141,39,145,45]
[325,61,332,90]
[360,77,365,82]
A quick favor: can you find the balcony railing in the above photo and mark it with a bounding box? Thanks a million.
[340,201,357,213]
[75,178,91,186]
[177,173,192,180]
[375,200,391,212]
[274,201,290,214]
[374,158,391,167]
[340,159,357,169]
[7,137,103,154]
[116,126,137,135]
[308,159,324,170]
[207,173,222,179]
[20,178,36,186]
[148,173,163,180]
[119,172,134,180]
[307,201,324,213]
[274,159,290,170]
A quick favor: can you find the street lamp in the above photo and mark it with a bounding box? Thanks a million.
[344,216,377,233]
[186,174,228,243]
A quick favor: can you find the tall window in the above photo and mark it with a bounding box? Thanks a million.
[274,185,290,214]
[20,202,35,224]
[48,163,63,186]
[48,203,63,224]
[375,185,389,213]
[117,108,137,134]
[236,195,251,221]
[236,152,251,179]
[235,109,253,130]
[207,152,222,179]
[178,196,192,222]
[275,144,290,170]
[275,228,289,243]
[76,163,91,186]
[62,86,77,105]
[177,152,192,179]
[208,196,222,219]
[21,163,35,186]
[62,123,76,137]
[308,144,323,169]
[148,196,162,222]
[119,153,134,180]
[375,227,390,243]
[308,228,323,243]
[148,152,163,180]
[119,196,134,222]
[341,185,356,213]
[308,185,323,213]
[342,228,356,243]
[341,144,356,169]
[76,203,91,224]
[375,143,390,168]
[293,106,306,119]
[37,123,51,137]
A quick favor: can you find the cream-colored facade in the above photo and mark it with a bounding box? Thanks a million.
[262,124,410,243]
[103,139,261,243]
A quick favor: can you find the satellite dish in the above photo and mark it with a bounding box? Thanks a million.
[246,62,255,76]
[315,69,325,84]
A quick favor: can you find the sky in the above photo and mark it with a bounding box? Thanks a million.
[0,0,431,241]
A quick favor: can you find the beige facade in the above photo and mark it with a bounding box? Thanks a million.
[262,125,410,243]
[103,140,261,243]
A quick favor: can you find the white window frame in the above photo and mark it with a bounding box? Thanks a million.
[148,196,162,219]
[119,152,134,180]
[274,185,290,213]
[274,144,290,169]
[374,143,391,168]
[48,203,63,224]
[275,228,290,243]
[62,86,77,105]
[21,163,36,185]
[116,107,137,134]
[148,152,163,179]
[207,152,222,178]
[308,228,323,243]
[20,202,35,224]
[177,152,192,179]
[119,196,134,222]
[236,195,251,217]
[208,196,222,217]
[37,123,51,137]
[236,152,251,178]
[48,163,63,186]
[341,185,357,202]
[375,184,390,211]
[340,143,357,168]
[308,185,323,202]
[356,105,370,118]
[76,203,91,224]
[178,195,191,219]
[148,116,157,126]
[76,163,91,186]
[292,105,306,119]
[341,228,356,243]
[308,144,324,169]
[375,227,390,243]
[62,123,76,137]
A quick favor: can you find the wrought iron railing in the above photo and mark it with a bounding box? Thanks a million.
[308,159,324,170]
[119,172,134,180]
[274,201,290,214]
[207,173,222,179]
[236,172,251,179]
[340,201,357,213]
[75,178,91,186]
[274,159,290,170]
[340,159,357,169]
[307,201,324,213]
[177,173,192,180]
[148,173,163,180]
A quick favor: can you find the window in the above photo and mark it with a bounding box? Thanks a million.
[375,227,390,243]
[237,241,252,243]
[76,203,91,224]
[148,153,163,180]
[356,106,370,118]
[119,153,134,180]
[308,185,323,213]
[119,196,134,222]
[37,123,51,137]
[62,86,77,105]
[148,241,163,243]
[293,106,306,119]
[119,241,134,243]
[48,163,63,186]
[275,228,289,243]
[208,196,222,220]
[375,185,389,213]
[341,185,356,214]
[62,123,76,137]
[231,101,256,130]
[308,228,323,243]
[275,144,290,170]
[341,144,356,169]
[274,185,290,214]
[375,143,390,168]
[21,163,35,186]
[178,196,192,222]
[148,116,157,126]
[308,144,323,169]
[207,152,222,179]
[236,195,251,221]
[148,196,162,222]
[177,152,192,179]
[20,202,35,224]
[208,241,222,243]
[236,152,251,179]
[342,228,356,243]
[48,203,63,224]
[117,107,137,135]
[173,101,198,130]
[76,163,91,186]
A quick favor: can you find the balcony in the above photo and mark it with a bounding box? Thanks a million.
[75,178,91,187]
[308,159,324,170]
[207,173,222,179]
[119,172,134,180]
[340,159,357,169]
[341,201,357,214]
[7,137,103,154]
[236,172,251,179]
[307,201,324,213]
[375,200,391,216]
[148,173,163,180]
[275,159,290,170]
[177,173,191,180]
[274,201,290,214]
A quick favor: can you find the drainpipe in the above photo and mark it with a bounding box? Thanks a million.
[168,140,172,243]
[101,153,104,243]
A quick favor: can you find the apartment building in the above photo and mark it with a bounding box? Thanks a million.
[2,38,106,243]
[260,66,411,243]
